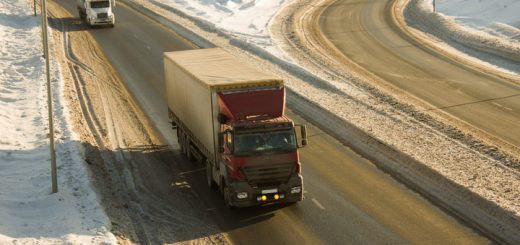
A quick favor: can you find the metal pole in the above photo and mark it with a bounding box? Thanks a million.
[34,0,37,16]
[41,0,58,193]
[433,0,436,13]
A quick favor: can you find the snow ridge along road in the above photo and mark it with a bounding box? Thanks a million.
[46,1,228,243]
[404,0,520,65]
[289,0,520,242]
[0,0,116,243]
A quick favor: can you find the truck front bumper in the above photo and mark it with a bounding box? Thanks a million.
[89,17,114,26]
[227,174,303,207]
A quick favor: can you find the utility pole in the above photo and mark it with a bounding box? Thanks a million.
[40,0,58,193]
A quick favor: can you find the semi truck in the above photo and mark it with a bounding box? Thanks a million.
[77,0,115,27]
[164,48,307,207]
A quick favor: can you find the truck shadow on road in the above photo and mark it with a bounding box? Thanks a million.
[48,16,91,32]
[83,142,297,244]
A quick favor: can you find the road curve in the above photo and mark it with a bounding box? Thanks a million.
[319,0,520,148]
[52,0,487,243]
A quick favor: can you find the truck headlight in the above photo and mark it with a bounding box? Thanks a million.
[237,192,248,199]
[290,186,301,194]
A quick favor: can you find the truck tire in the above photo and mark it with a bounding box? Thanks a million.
[177,130,186,154]
[206,161,216,189]
[77,8,85,19]
[186,143,195,162]
[176,129,182,148]
[223,183,234,208]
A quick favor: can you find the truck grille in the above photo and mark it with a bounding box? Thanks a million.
[97,13,108,19]
[242,163,293,185]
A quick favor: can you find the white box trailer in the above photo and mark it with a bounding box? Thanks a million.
[164,48,284,164]
[164,48,306,207]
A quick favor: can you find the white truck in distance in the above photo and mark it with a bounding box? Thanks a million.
[77,0,115,27]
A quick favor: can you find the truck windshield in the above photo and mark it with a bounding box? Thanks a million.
[234,129,297,155]
[91,1,110,8]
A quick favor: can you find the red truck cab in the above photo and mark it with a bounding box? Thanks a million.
[216,87,306,206]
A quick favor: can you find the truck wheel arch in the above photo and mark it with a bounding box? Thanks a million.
[223,182,234,208]
[206,160,217,189]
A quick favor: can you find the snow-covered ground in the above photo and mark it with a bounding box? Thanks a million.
[0,0,115,243]
[437,0,520,34]
[436,0,520,61]
[404,0,520,74]
[145,0,290,55]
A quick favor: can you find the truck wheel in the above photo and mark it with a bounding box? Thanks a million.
[178,130,186,154]
[223,184,234,208]
[176,129,182,147]
[186,143,195,162]
[179,139,184,153]
[206,161,216,189]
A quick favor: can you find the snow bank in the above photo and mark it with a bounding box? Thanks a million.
[403,0,520,62]
[0,0,116,243]
[437,0,520,29]
[146,0,289,52]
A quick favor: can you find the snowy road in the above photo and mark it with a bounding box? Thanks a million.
[47,0,490,244]
[319,0,520,148]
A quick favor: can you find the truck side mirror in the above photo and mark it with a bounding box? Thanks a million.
[301,125,307,147]
[217,113,227,124]
[218,132,225,153]
[295,124,307,148]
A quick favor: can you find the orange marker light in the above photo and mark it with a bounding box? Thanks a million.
[274,194,280,200]
[261,195,267,201]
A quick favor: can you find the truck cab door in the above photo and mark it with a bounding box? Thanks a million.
[295,124,308,148]
[221,131,234,167]
[223,131,233,155]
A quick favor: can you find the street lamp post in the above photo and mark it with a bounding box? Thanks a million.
[40,0,58,194]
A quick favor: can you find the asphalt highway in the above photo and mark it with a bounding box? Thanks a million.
[52,0,488,243]
[320,0,520,147]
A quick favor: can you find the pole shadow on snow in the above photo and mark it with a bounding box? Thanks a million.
[0,141,114,240]
[0,13,40,29]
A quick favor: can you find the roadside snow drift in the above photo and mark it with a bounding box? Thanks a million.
[438,0,520,29]
[404,0,520,63]
[146,0,288,51]
[0,0,115,243]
